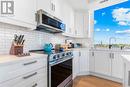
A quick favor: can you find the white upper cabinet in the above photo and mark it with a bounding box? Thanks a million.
[37,0,62,19]
[83,12,89,38]
[74,11,89,38]
[61,1,75,37]
[37,0,51,14]
[50,0,62,19]
[74,12,84,37]
[0,0,37,29]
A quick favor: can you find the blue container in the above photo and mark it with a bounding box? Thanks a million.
[43,43,53,53]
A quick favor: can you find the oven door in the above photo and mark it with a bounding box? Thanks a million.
[50,58,72,87]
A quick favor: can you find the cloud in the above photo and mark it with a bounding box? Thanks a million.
[106,28,110,32]
[115,29,130,34]
[118,21,127,25]
[102,28,110,32]
[94,20,97,24]
[112,8,130,26]
[95,28,100,32]
[102,12,106,16]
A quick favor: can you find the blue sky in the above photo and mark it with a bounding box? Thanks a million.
[94,0,130,44]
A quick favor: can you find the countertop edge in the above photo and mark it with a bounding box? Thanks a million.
[0,53,48,66]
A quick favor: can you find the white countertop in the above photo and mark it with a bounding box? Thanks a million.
[122,55,130,62]
[71,47,89,50]
[0,53,47,66]
[90,48,130,52]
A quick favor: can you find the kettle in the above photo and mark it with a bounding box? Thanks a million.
[43,43,53,52]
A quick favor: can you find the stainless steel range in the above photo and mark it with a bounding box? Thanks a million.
[48,51,73,87]
[30,50,73,87]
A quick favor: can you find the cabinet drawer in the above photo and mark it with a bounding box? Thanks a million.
[0,68,47,87]
[0,58,47,83]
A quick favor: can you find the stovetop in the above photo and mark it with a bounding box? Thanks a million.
[30,49,73,63]
[30,49,72,54]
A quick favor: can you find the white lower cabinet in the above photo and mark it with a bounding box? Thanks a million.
[89,51,95,72]
[111,52,123,79]
[73,50,80,79]
[79,49,89,74]
[123,60,130,87]
[73,48,89,79]
[0,55,47,87]
[89,50,128,80]
[0,68,47,87]
[94,51,111,76]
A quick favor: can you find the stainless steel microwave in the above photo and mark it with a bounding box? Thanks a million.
[36,9,66,33]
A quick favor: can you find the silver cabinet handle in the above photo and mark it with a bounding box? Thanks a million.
[75,30,77,35]
[32,83,37,87]
[109,53,111,58]
[128,71,130,86]
[53,4,55,11]
[92,52,94,56]
[51,3,53,11]
[23,60,37,66]
[23,72,37,79]
[52,4,54,11]
[35,13,38,22]
[113,53,114,59]
[111,53,114,59]
[79,51,81,57]
[109,53,114,59]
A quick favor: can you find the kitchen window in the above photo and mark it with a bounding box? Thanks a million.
[94,0,130,48]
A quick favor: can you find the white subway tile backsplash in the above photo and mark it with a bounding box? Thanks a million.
[0,22,69,54]
[0,22,91,54]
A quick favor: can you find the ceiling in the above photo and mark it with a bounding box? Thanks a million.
[65,0,92,10]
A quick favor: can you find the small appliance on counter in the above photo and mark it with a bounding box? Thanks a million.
[70,43,82,48]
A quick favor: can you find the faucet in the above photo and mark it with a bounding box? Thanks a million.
[109,37,116,49]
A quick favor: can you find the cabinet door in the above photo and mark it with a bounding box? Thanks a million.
[112,52,123,79]
[14,0,36,25]
[0,68,47,87]
[83,12,89,38]
[79,49,89,74]
[61,2,74,37]
[75,12,84,37]
[37,0,51,14]
[73,50,80,79]
[51,0,62,19]
[124,62,130,87]
[0,0,36,29]
[89,51,95,72]
[95,51,111,76]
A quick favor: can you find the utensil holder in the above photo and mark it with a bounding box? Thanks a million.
[10,43,23,55]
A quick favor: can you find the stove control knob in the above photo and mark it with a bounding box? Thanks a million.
[70,52,73,56]
[66,53,69,56]
[53,55,57,60]
[62,53,65,57]
[57,54,60,58]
